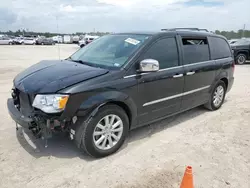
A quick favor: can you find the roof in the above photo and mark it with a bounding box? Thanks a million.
[114,30,219,38]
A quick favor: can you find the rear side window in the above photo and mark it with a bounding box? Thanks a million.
[182,38,210,65]
[141,37,179,69]
[209,37,232,60]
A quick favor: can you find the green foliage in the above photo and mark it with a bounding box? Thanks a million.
[215,30,250,39]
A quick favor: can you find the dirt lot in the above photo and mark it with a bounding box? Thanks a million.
[0,45,249,188]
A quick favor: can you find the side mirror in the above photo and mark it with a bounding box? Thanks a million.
[139,59,159,72]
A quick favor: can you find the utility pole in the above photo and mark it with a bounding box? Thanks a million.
[56,15,61,60]
[242,24,246,38]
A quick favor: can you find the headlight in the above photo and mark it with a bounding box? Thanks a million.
[32,94,69,113]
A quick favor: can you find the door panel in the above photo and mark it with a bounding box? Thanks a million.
[181,61,216,110]
[137,67,184,125]
[178,36,216,110]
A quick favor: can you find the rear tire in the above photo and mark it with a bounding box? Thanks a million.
[74,104,129,158]
[204,80,226,111]
[236,53,247,65]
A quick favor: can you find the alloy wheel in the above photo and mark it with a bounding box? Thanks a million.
[213,85,224,107]
[93,114,123,150]
[237,55,246,64]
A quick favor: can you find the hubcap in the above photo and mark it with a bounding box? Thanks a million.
[238,55,246,64]
[93,114,123,150]
[213,85,224,107]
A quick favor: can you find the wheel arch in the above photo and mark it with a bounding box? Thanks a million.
[210,70,229,93]
[235,50,249,58]
[220,77,228,90]
[64,91,137,129]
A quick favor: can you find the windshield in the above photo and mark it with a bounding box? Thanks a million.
[70,34,150,69]
[234,39,250,45]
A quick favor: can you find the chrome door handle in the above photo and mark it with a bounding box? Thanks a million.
[173,74,183,78]
[186,71,195,76]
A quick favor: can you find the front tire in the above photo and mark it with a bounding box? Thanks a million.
[75,104,129,158]
[236,53,247,65]
[204,80,226,111]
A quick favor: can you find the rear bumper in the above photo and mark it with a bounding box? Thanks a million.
[227,77,234,93]
[7,98,33,129]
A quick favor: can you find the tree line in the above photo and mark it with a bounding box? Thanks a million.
[1,29,250,39]
[0,29,110,37]
[215,30,250,39]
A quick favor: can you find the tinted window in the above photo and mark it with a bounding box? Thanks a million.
[182,38,210,65]
[141,38,179,69]
[70,34,151,69]
[209,37,232,60]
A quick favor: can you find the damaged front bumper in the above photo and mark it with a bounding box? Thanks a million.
[7,98,33,129]
[7,98,69,141]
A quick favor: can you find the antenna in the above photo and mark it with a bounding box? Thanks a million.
[56,15,61,60]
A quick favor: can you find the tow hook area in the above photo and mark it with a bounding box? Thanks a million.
[29,117,66,148]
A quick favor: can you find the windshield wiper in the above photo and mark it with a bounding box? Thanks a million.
[67,58,89,65]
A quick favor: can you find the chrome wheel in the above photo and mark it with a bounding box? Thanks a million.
[93,114,123,150]
[213,85,224,107]
[237,55,246,64]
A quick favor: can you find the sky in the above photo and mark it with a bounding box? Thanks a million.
[0,0,249,33]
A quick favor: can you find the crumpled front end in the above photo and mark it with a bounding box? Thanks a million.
[7,87,70,146]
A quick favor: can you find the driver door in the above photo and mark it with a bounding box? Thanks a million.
[136,37,185,125]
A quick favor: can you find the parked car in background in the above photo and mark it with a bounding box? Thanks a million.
[52,36,63,43]
[23,38,36,45]
[228,39,238,45]
[7,29,234,158]
[36,38,55,45]
[13,37,24,45]
[231,38,250,64]
[0,36,14,45]
[72,35,80,44]
[63,35,72,44]
[78,35,99,48]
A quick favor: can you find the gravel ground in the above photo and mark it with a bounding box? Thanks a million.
[0,45,249,188]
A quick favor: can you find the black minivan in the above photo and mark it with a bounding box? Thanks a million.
[7,29,234,157]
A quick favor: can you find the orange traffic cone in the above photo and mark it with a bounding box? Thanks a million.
[180,166,194,188]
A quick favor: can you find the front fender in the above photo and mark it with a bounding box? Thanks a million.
[60,91,137,126]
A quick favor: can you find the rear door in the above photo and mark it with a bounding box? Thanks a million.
[136,37,185,125]
[179,36,216,110]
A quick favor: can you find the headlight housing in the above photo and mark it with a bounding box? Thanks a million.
[32,94,69,113]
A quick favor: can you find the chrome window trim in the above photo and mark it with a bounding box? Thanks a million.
[123,57,232,79]
[143,85,210,107]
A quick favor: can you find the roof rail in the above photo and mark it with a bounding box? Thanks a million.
[161,28,209,32]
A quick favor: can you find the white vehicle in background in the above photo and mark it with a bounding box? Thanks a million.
[13,37,24,45]
[78,35,99,48]
[72,35,80,44]
[0,36,14,45]
[63,35,72,44]
[23,38,36,45]
[52,36,63,43]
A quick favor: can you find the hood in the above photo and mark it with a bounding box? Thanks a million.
[230,44,249,50]
[14,60,108,93]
